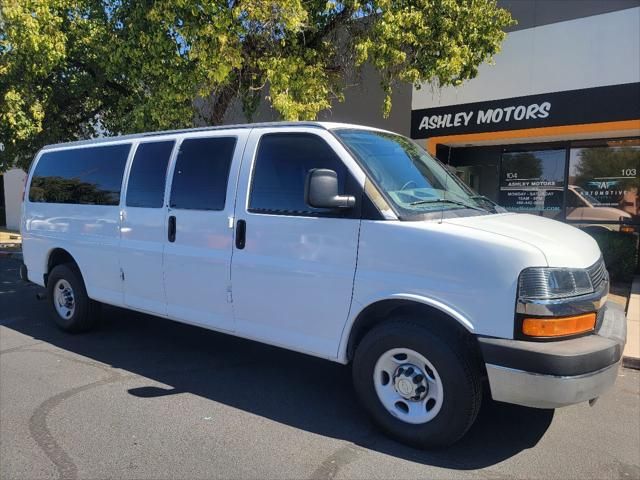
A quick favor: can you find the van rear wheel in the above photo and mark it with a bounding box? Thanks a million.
[47,264,99,332]
[352,318,482,448]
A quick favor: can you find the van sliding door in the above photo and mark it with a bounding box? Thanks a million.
[119,140,175,315]
[162,131,248,331]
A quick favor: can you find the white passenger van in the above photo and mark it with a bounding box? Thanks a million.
[20,122,626,448]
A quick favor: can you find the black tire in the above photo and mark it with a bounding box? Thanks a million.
[46,263,99,333]
[352,318,482,448]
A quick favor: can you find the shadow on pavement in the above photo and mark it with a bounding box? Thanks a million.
[1,257,553,469]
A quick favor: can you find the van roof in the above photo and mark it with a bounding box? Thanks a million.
[40,121,383,151]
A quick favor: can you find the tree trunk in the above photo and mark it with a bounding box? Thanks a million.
[207,86,236,125]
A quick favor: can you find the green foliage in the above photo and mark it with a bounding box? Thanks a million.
[29,176,118,205]
[502,153,543,180]
[1,0,513,171]
[587,230,639,282]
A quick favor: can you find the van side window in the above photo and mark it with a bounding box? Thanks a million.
[170,137,236,211]
[126,141,174,208]
[29,144,130,205]
[249,133,356,216]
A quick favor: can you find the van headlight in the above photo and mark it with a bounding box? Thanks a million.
[518,267,594,301]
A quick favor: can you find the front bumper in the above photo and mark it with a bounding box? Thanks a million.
[479,301,627,409]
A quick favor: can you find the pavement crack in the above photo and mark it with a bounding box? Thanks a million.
[28,373,124,480]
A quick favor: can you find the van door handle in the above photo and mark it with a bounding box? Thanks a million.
[235,219,246,249]
[168,215,176,242]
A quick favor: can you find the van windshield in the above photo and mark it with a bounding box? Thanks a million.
[334,129,488,218]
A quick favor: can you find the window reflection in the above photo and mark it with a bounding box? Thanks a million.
[568,140,640,226]
[499,149,566,218]
[29,144,131,205]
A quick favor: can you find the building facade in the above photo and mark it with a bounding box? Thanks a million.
[411,0,640,230]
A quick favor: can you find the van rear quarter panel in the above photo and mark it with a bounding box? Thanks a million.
[340,219,548,360]
[22,201,123,305]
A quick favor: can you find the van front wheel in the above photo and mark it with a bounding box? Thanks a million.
[352,319,482,448]
[47,264,99,332]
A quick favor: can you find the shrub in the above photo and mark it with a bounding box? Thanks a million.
[585,230,639,282]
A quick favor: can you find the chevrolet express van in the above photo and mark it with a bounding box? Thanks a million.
[20,122,627,448]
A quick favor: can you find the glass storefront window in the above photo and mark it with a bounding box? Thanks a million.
[499,149,566,218]
[443,138,639,227]
[567,139,640,226]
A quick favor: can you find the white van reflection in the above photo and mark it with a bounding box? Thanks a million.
[566,186,633,231]
[498,185,633,232]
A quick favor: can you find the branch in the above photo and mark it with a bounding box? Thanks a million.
[206,82,237,125]
[68,60,132,97]
[306,5,355,49]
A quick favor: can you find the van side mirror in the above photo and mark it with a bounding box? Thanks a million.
[305,169,356,209]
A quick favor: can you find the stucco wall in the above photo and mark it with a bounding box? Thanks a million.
[3,168,26,231]
[412,6,640,111]
[196,64,412,137]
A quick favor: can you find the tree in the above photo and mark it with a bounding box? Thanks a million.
[1,0,513,171]
[29,176,117,204]
[501,153,543,182]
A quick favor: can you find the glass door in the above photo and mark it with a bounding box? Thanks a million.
[499,149,567,219]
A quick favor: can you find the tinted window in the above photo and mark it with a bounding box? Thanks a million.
[568,140,639,222]
[250,133,353,216]
[126,141,174,208]
[499,149,566,219]
[29,144,130,205]
[170,137,236,210]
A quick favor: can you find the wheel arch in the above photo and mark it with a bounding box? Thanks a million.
[340,295,476,364]
[44,247,81,286]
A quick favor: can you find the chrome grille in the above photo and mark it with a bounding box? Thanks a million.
[587,258,608,291]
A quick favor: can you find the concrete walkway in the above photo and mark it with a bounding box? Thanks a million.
[623,276,640,369]
[0,228,21,254]
[0,228,21,243]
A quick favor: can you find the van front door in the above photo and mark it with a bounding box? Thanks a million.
[230,129,364,358]
[163,132,246,331]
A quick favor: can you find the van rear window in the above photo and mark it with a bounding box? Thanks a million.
[29,144,131,205]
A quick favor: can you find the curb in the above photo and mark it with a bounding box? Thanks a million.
[622,356,640,370]
[622,276,639,371]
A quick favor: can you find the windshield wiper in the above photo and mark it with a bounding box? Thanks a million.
[409,198,487,212]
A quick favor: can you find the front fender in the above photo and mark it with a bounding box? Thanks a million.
[337,292,475,364]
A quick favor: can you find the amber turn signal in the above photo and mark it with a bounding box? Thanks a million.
[522,313,596,338]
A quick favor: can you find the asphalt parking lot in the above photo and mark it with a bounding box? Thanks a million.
[1,255,639,480]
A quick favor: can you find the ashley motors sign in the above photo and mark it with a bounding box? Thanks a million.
[418,102,551,132]
[410,83,640,139]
